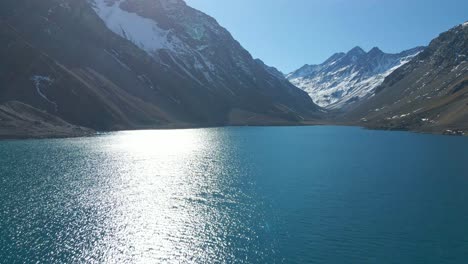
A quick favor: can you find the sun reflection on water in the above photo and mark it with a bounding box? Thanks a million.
[77,129,271,263]
[111,129,205,155]
[0,128,275,263]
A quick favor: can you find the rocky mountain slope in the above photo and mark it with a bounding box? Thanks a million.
[0,0,320,138]
[343,22,468,135]
[0,101,93,139]
[287,46,424,109]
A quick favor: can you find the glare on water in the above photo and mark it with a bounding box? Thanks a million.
[70,129,268,263]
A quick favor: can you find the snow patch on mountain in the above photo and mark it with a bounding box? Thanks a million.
[287,47,424,109]
[91,0,179,54]
[90,0,219,85]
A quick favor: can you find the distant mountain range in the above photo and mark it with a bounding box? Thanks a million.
[0,0,466,138]
[287,46,424,109]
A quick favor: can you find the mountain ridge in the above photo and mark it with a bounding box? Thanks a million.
[287,46,425,109]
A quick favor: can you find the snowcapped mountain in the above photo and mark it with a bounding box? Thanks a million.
[287,46,425,109]
[0,0,320,137]
[88,0,319,119]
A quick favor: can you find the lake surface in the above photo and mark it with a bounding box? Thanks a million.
[1,126,468,263]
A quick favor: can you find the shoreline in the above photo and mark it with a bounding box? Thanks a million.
[1,122,466,141]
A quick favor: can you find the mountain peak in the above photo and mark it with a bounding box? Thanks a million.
[287,45,423,109]
[368,47,384,55]
[347,46,365,56]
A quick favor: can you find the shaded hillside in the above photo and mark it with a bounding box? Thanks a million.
[0,101,93,139]
[0,20,175,131]
[0,0,320,138]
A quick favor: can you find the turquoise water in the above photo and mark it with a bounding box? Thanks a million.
[1,126,468,263]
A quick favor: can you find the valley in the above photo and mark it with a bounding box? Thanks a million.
[0,0,466,138]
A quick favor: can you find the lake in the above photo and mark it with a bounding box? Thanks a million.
[1,126,467,263]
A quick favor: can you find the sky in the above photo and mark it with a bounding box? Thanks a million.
[185,0,468,73]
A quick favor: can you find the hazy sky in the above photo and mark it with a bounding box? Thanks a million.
[185,0,468,73]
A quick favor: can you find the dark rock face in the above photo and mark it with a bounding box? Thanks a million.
[287,46,424,109]
[345,23,468,135]
[0,0,320,138]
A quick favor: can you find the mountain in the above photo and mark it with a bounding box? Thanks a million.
[0,0,320,138]
[343,22,468,135]
[287,46,424,109]
[0,101,93,139]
